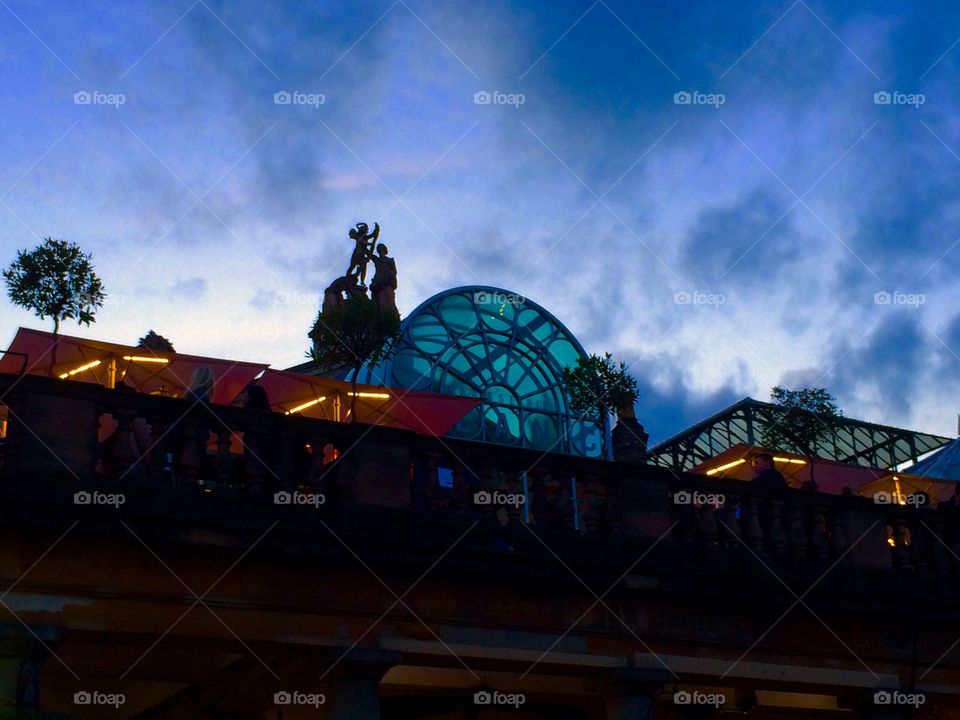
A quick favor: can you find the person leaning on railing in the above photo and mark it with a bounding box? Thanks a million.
[751,452,787,488]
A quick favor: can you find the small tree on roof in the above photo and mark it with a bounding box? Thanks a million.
[3,238,105,335]
[563,352,639,420]
[761,386,843,483]
[307,298,401,421]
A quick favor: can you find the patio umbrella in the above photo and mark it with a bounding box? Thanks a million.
[255,368,479,437]
[0,327,267,404]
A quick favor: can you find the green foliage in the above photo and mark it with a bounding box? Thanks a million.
[760,386,843,457]
[308,298,401,419]
[3,238,105,334]
[308,298,401,372]
[562,352,638,420]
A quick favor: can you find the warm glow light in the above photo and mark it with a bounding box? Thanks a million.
[348,391,391,398]
[887,537,896,547]
[122,355,170,364]
[705,459,747,476]
[774,457,807,465]
[285,396,326,415]
[58,359,102,379]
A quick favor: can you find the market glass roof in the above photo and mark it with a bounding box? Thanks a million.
[650,397,951,472]
[355,286,604,456]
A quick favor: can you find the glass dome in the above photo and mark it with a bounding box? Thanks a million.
[356,286,605,457]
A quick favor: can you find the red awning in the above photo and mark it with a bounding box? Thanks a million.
[0,327,268,405]
[254,368,479,437]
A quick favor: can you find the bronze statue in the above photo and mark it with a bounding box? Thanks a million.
[322,273,366,314]
[364,242,398,313]
[345,222,379,288]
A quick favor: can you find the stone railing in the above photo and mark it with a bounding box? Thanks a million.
[2,372,960,575]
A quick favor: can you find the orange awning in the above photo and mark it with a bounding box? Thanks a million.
[0,327,268,405]
[254,368,479,437]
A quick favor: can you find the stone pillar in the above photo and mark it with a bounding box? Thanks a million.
[0,625,61,719]
[323,649,399,720]
[612,406,649,464]
[597,669,670,720]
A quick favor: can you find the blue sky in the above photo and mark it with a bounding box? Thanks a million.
[3,0,960,444]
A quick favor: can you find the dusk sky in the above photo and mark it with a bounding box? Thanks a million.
[3,0,960,444]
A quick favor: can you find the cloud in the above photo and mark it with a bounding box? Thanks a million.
[168,277,209,301]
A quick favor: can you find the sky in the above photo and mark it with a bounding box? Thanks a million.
[2,0,960,445]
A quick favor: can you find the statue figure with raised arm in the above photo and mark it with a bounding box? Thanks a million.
[345,222,379,288]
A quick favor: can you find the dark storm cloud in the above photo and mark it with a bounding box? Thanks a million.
[824,310,928,418]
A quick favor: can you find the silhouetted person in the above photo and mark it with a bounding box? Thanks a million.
[751,452,787,488]
[939,484,960,512]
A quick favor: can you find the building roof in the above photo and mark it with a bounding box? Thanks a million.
[650,397,951,472]
[901,437,960,481]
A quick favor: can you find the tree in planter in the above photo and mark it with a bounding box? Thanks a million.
[3,238,106,373]
[562,353,640,457]
[760,386,843,484]
[137,329,175,353]
[307,298,401,421]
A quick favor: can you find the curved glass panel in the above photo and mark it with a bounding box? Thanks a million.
[359,286,606,457]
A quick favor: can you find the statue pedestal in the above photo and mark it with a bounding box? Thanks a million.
[612,416,649,463]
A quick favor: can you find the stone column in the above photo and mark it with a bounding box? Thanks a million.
[0,625,61,720]
[323,649,399,720]
[597,669,670,720]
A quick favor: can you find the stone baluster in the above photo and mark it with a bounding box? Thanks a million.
[144,415,170,485]
[177,417,203,486]
[213,428,233,486]
[278,432,299,493]
[308,436,330,492]
[927,522,948,575]
[788,503,808,557]
[698,499,718,550]
[720,493,741,549]
[675,491,696,545]
[829,515,848,557]
[909,518,929,573]
[744,497,765,553]
[105,407,139,481]
[810,505,829,560]
[243,428,268,497]
[769,500,787,554]
[891,518,911,570]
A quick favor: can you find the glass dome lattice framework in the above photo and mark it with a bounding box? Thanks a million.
[358,287,604,457]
